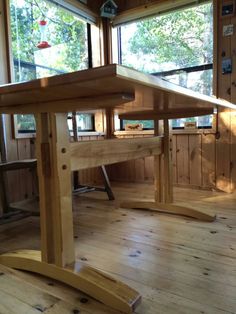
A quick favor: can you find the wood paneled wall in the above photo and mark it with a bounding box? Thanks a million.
[215,0,236,192]
[107,132,217,190]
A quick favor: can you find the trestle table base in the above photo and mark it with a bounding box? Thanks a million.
[120,201,216,222]
[0,250,141,314]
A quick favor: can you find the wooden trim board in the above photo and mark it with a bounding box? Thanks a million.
[70,136,163,171]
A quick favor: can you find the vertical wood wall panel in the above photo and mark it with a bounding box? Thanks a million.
[230,12,236,191]
[202,133,216,188]
[108,133,219,191]
[189,135,202,186]
[215,1,231,192]
[176,135,189,185]
[230,111,236,191]
[216,110,231,192]
[215,0,236,193]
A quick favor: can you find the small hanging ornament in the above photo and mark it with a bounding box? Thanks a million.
[37,20,51,49]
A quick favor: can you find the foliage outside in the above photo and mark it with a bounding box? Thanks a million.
[11,0,89,132]
[120,2,213,128]
[11,0,88,82]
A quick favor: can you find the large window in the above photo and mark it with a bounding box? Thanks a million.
[116,2,214,130]
[10,0,89,82]
[10,0,93,136]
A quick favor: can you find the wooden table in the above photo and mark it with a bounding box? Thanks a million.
[0,64,235,313]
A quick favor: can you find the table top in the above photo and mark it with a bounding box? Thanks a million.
[0,64,235,114]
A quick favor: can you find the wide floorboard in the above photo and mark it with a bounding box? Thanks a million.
[0,183,235,314]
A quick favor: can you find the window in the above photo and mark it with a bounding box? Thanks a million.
[13,114,36,138]
[10,0,94,137]
[13,113,95,138]
[67,113,95,133]
[116,2,214,130]
[10,0,89,82]
[120,120,154,130]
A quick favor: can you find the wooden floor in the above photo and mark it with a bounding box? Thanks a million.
[0,183,236,314]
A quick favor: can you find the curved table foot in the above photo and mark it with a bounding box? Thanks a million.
[120,201,216,222]
[0,250,141,314]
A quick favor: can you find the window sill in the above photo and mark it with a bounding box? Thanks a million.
[114,130,154,136]
[172,129,215,135]
[72,131,105,136]
[114,129,216,136]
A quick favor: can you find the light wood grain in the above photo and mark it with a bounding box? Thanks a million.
[119,108,214,121]
[112,0,209,26]
[1,183,236,314]
[189,135,202,186]
[70,136,163,171]
[35,113,74,267]
[0,250,141,314]
[120,200,216,222]
[0,64,234,115]
[176,135,189,185]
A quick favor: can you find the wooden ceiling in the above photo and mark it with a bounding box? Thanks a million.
[86,0,211,26]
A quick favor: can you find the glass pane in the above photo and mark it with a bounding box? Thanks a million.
[16,114,36,133]
[120,3,213,74]
[165,69,213,128]
[122,120,154,129]
[10,0,88,83]
[118,2,213,129]
[77,113,94,131]
[16,113,94,135]
[171,115,213,128]
[67,113,94,131]
[163,69,213,96]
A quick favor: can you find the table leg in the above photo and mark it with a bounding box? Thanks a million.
[0,113,141,313]
[121,111,216,222]
[36,113,75,267]
[0,250,141,314]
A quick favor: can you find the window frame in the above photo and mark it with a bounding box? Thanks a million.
[67,112,96,134]
[115,2,215,133]
[8,0,95,139]
[12,112,98,139]
[12,114,36,139]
